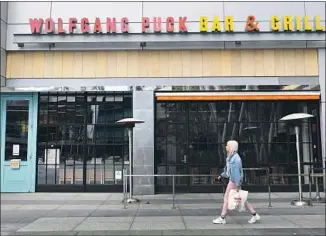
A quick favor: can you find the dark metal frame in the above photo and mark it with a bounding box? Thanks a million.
[154,97,322,193]
[36,91,132,192]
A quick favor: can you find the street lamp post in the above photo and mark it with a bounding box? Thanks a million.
[116,118,144,204]
[280,113,314,207]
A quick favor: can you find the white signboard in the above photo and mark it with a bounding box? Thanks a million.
[115,171,122,180]
[45,149,60,168]
[12,144,20,156]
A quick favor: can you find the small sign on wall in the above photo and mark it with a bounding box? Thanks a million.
[44,149,60,168]
[10,159,21,169]
[115,171,122,180]
[12,144,20,156]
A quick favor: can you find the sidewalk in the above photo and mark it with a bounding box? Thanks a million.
[1,192,325,235]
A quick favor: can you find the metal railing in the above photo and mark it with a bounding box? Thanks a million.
[309,167,326,203]
[262,172,326,206]
[268,173,313,206]
[122,167,272,209]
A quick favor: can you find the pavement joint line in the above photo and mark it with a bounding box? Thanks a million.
[128,201,140,230]
[177,204,187,230]
[279,214,301,228]
[71,198,106,231]
[70,217,88,232]
[43,203,62,214]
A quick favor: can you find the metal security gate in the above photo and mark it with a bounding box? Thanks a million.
[36,91,132,192]
[154,92,322,193]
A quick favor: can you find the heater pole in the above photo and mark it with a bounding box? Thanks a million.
[128,128,133,199]
[295,126,303,202]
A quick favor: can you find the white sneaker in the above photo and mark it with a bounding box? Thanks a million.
[248,213,260,224]
[213,216,226,224]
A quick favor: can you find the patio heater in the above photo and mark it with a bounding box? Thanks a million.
[116,118,144,203]
[280,113,314,207]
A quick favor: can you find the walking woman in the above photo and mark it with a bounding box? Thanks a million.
[213,140,260,224]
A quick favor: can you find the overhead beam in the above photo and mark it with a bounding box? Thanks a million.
[13,32,326,46]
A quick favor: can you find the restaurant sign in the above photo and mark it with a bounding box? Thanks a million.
[29,15,325,34]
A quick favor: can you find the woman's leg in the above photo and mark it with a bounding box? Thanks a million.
[245,201,256,214]
[221,181,237,217]
[246,201,261,223]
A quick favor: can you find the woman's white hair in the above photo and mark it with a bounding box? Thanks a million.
[227,140,239,154]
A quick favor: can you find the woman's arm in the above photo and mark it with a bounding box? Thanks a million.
[232,157,243,187]
[220,166,227,178]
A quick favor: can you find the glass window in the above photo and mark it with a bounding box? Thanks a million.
[155,100,321,187]
[5,100,29,161]
[37,92,132,187]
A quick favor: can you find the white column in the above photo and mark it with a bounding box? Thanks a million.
[132,89,155,195]
[0,2,8,87]
[318,49,326,191]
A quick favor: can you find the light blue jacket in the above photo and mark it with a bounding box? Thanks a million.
[220,153,244,187]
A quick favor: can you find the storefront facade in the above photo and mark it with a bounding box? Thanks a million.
[0,1,325,194]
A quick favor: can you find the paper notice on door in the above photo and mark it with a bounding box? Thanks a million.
[44,149,60,165]
[115,171,122,180]
[10,159,21,169]
[12,144,20,156]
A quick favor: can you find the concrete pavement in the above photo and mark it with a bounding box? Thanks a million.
[1,192,325,235]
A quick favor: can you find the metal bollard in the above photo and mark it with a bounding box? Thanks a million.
[172,175,176,209]
[315,176,321,201]
[309,170,312,206]
[267,169,272,207]
[123,168,127,209]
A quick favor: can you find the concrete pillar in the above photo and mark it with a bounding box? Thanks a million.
[318,49,326,191]
[132,89,155,195]
[301,105,310,184]
[1,2,8,87]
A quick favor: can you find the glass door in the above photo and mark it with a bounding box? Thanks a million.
[166,121,189,192]
[36,92,132,192]
[187,102,222,192]
[155,101,229,193]
[155,102,190,192]
[1,94,38,192]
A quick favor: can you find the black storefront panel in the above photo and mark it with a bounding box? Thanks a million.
[36,92,132,192]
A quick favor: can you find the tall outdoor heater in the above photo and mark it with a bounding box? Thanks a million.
[116,118,144,203]
[280,113,314,207]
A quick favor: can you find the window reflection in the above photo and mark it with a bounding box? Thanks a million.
[37,92,132,186]
[5,100,29,161]
[155,100,321,187]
